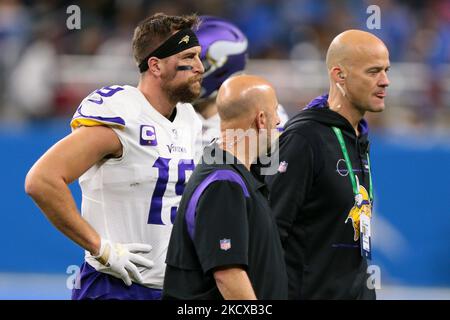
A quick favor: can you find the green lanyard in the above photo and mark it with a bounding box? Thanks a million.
[332,127,373,201]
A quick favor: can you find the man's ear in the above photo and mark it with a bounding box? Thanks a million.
[255,110,266,130]
[330,66,345,84]
[148,57,162,77]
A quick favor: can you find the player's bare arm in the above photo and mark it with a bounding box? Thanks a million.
[25,125,122,255]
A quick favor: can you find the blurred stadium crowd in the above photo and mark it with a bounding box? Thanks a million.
[0,0,449,129]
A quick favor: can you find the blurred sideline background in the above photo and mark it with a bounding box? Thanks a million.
[0,0,449,299]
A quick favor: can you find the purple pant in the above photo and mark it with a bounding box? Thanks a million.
[72,262,162,300]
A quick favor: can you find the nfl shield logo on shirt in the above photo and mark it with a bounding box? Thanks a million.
[220,238,231,251]
[277,161,288,173]
[140,125,157,146]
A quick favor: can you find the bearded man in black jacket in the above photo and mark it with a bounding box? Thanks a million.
[266,29,390,300]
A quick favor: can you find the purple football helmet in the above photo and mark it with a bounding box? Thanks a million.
[196,16,248,100]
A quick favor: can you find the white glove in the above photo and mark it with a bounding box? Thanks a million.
[93,238,154,286]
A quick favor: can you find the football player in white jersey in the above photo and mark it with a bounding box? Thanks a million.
[25,13,204,300]
[193,16,289,157]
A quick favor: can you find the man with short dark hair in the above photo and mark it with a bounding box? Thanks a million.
[163,75,287,300]
[25,13,204,300]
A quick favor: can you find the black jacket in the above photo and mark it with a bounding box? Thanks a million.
[265,94,376,300]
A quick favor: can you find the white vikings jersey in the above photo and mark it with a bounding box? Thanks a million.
[71,85,202,289]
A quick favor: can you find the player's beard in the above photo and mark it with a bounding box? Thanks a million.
[162,74,202,104]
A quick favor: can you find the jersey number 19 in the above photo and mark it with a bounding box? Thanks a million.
[148,157,194,225]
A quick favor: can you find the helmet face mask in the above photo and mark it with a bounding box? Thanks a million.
[196,16,249,100]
